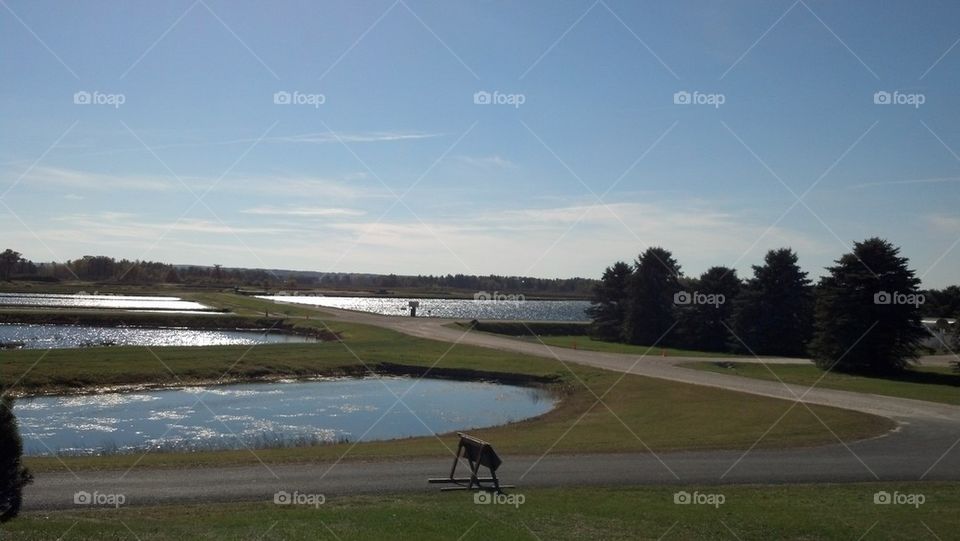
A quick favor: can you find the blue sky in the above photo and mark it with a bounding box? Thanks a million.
[1,0,958,287]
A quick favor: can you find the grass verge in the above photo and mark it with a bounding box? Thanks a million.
[4,483,957,540]
[519,334,736,358]
[685,361,960,406]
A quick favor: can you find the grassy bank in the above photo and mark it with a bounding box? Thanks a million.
[1,293,892,472]
[686,361,960,406]
[522,334,736,358]
[5,483,957,540]
[448,321,733,357]
[448,320,590,336]
[4,321,892,472]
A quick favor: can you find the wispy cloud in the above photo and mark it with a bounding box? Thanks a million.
[849,176,960,189]
[241,206,365,217]
[53,213,295,238]
[272,132,442,144]
[10,166,177,192]
[457,155,517,168]
[0,131,444,168]
[926,214,960,233]
[4,166,380,199]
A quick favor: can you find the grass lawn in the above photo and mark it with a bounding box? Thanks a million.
[4,483,957,540]
[520,334,736,358]
[2,294,893,472]
[685,361,960,406]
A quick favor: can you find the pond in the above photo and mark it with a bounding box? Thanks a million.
[0,323,316,349]
[14,377,555,456]
[0,292,212,312]
[259,295,591,321]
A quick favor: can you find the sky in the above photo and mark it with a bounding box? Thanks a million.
[1,0,959,287]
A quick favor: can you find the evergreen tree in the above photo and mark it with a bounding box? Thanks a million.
[0,393,32,522]
[622,247,681,346]
[729,248,813,356]
[810,238,927,374]
[675,267,741,352]
[587,261,632,341]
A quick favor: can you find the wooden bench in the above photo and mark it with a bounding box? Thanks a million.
[428,432,513,492]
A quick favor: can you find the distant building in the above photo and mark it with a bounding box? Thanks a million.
[921,318,957,351]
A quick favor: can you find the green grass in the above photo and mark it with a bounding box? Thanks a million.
[521,334,736,358]
[2,294,893,472]
[686,361,960,405]
[4,483,958,540]
[447,320,590,336]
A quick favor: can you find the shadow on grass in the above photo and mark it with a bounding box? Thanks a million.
[886,368,960,387]
[706,360,960,388]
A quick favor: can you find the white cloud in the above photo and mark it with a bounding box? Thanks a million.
[925,214,960,233]
[850,176,960,189]
[4,166,379,200]
[457,155,516,168]
[13,166,176,192]
[241,206,365,217]
[272,132,442,144]
[8,197,832,281]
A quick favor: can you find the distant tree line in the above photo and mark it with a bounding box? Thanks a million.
[0,249,596,296]
[0,250,274,285]
[314,272,595,296]
[589,238,939,375]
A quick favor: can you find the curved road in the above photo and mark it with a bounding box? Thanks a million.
[24,306,960,510]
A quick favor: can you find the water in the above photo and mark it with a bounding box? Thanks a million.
[0,292,211,312]
[259,295,591,321]
[0,323,316,349]
[14,377,554,456]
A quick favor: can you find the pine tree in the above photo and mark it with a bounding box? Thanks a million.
[729,248,813,356]
[622,247,681,346]
[0,393,33,522]
[810,238,927,375]
[587,261,632,341]
[675,267,741,352]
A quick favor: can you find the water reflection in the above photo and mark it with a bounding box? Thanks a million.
[0,323,315,349]
[258,295,591,321]
[14,377,555,455]
[0,292,210,311]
